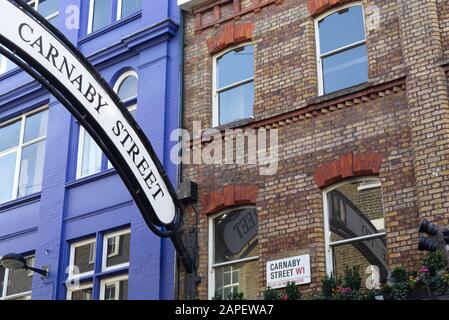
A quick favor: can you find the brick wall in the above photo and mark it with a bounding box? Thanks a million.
[180,0,449,299]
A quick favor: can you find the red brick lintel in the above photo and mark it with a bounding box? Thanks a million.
[201,185,259,215]
[314,152,385,189]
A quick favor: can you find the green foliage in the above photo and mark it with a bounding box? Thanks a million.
[227,288,244,300]
[284,282,302,300]
[342,266,361,291]
[429,275,449,296]
[389,282,410,300]
[422,250,447,276]
[391,267,408,283]
[321,275,338,298]
[263,287,281,301]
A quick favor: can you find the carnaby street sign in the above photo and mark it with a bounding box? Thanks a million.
[0,0,193,273]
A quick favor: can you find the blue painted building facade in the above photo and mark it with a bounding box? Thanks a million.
[0,0,181,300]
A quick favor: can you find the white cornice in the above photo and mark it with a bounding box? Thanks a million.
[178,0,208,10]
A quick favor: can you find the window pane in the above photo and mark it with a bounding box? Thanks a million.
[105,232,131,268]
[91,0,113,32]
[120,0,141,19]
[214,208,258,264]
[104,278,128,300]
[214,260,258,300]
[332,238,388,285]
[73,242,95,275]
[318,5,365,54]
[80,131,102,177]
[0,266,5,295]
[217,45,254,89]
[0,120,21,153]
[1,55,17,75]
[24,110,48,143]
[0,152,17,204]
[71,286,93,300]
[6,264,33,297]
[219,81,254,125]
[117,75,138,101]
[322,44,368,94]
[327,180,384,243]
[37,0,59,18]
[17,140,46,198]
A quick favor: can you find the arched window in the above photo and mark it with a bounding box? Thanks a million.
[76,70,138,178]
[113,70,138,118]
[213,44,254,127]
[323,178,388,284]
[315,3,368,95]
[208,207,259,300]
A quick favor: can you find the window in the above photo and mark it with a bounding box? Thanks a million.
[315,3,368,95]
[209,207,259,300]
[100,275,128,300]
[213,44,254,127]
[67,283,93,300]
[323,178,388,285]
[69,238,96,279]
[0,54,16,76]
[67,228,130,300]
[0,255,34,300]
[87,0,142,34]
[0,108,48,205]
[28,0,60,23]
[76,71,138,177]
[102,229,131,272]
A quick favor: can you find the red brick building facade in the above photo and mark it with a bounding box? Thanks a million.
[177,0,449,299]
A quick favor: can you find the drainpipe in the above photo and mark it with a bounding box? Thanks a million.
[174,7,186,301]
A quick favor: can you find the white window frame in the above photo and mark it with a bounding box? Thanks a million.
[26,257,35,277]
[113,70,139,105]
[212,43,254,127]
[0,254,34,300]
[76,126,103,179]
[0,106,48,204]
[314,2,367,96]
[66,282,93,300]
[27,0,60,21]
[102,228,131,272]
[99,274,129,300]
[322,177,386,276]
[88,0,140,34]
[208,207,259,300]
[68,238,96,280]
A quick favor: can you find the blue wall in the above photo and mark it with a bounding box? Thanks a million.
[0,0,180,300]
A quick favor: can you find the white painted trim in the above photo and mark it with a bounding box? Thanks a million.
[66,282,93,300]
[68,238,96,280]
[314,2,366,96]
[1,254,34,300]
[322,176,383,277]
[113,70,139,103]
[101,228,131,273]
[87,0,95,34]
[212,43,254,127]
[0,106,48,204]
[207,206,258,300]
[99,274,129,300]
[116,0,123,20]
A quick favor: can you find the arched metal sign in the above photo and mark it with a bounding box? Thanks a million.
[0,0,193,272]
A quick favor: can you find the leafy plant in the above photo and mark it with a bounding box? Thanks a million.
[342,266,361,291]
[321,274,338,298]
[422,250,447,276]
[227,288,244,300]
[283,282,302,300]
[389,282,410,300]
[263,287,281,300]
[390,267,408,283]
